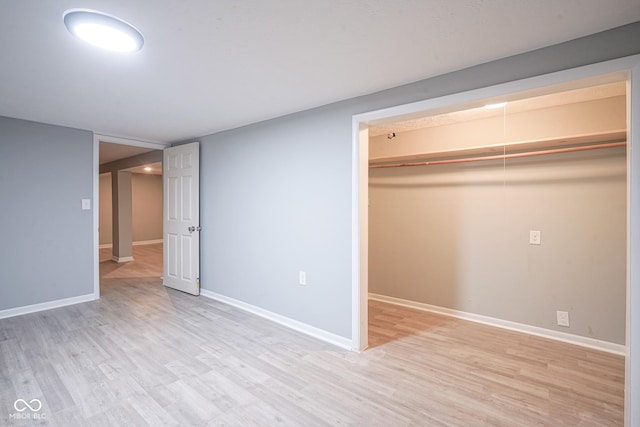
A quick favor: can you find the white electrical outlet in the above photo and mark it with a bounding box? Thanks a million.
[556,310,570,327]
[529,230,541,245]
[299,271,306,286]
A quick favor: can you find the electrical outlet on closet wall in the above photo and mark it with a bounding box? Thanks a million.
[557,310,570,327]
[529,230,541,245]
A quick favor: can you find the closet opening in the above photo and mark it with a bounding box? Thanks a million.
[351,54,640,422]
[354,73,634,420]
[367,75,627,348]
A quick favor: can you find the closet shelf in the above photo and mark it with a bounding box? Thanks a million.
[369,129,627,166]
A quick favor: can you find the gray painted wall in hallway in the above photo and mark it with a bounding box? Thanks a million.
[99,173,163,246]
[192,22,640,339]
[0,116,93,310]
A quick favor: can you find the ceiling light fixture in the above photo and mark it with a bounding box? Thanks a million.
[484,102,507,110]
[144,167,152,172]
[63,9,144,52]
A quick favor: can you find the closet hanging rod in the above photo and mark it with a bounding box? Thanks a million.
[369,141,626,169]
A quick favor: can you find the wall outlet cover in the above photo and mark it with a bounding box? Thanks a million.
[529,230,541,245]
[556,310,570,327]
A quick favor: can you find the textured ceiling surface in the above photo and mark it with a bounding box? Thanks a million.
[1,1,639,143]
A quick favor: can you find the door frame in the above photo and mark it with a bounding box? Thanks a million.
[351,54,640,423]
[92,134,170,298]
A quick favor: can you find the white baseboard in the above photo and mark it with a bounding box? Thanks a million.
[111,256,134,263]
[0,293,96,320]
[369,293,626,356]
[200,290,353,351]
[99,239,163,249]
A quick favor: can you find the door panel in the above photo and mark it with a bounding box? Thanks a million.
[163,142,200,295]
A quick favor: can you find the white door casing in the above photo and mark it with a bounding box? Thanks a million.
[163,142,200,295]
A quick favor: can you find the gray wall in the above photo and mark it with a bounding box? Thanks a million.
[132,174,163,242]
[0,116,93,311]
[199,107,354,337]
[99,173,113,245]
[192,22,640,340]
[99,173,163,245]
[370,148,627,344]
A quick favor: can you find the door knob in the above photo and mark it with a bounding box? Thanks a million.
[188,225,202,233]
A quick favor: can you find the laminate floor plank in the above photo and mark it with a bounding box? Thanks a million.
[127,391,180,427]
[0,244,624,426]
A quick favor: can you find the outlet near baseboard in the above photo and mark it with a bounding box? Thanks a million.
[556,310,570,327]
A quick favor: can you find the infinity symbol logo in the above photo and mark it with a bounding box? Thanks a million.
[14,399,42,412]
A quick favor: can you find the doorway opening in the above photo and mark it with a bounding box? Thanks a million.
[93,135,169,297]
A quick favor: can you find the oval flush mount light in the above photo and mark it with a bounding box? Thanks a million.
[63,9,144,52]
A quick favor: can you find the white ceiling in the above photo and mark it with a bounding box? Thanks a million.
[1,1,639,144]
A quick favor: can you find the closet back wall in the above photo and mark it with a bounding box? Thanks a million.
[369,146,626,344]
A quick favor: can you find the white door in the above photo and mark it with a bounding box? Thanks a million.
[163,142,200,295]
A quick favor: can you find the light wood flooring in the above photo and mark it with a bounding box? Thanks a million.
[99,244,163,280]
[0,243,624,426]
